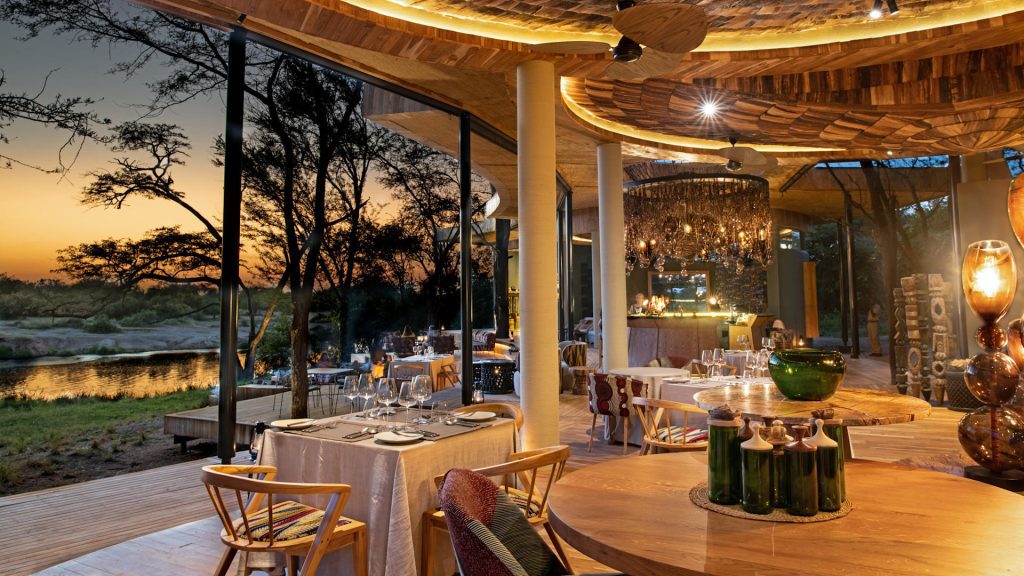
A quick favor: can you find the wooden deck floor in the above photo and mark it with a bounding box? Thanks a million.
[19,356,971,575]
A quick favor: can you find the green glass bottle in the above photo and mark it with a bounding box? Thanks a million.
[785,425,818,516]
[812,409,846,503]
[741,422,773,514]
[767,419,791,508]
[807,418,842,512]
[707,405,741,505]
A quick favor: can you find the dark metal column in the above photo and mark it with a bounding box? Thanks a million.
[844,191,860,358]
[564,188,574,340]
[218,26,246,464]
[948,156,969,358]
[557,201,566,340]
[837,220,849,347]
[494,219,511,339]
[459,113,474,406]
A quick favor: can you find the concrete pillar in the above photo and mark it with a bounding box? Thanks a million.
[591,233,603,364]
[517,59,559,449]
[598,141,628,370]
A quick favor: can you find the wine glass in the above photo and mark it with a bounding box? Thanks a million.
[357,374,374,417]
[397,381,417,428]
[761,336,773,350]
[700,349,712,377]
[412,375,432,424]
[712,348,725,377]
[737,334,749,351]
[342,376,359,415]
[376,378,398,429]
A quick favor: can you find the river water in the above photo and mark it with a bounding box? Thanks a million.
[0,350,221,400]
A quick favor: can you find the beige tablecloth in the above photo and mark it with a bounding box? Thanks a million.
[259,418,514,576]
[395,354,455,387]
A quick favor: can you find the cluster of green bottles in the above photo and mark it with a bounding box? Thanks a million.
[707,405,846,516]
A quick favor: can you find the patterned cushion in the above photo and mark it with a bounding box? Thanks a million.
[238,500,351,542]
[440,469,569,576]
[656,426,708,444]
[503,486,544,518]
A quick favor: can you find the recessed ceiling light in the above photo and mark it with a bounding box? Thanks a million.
[699,99,719,117]
[886,150,894,156]
[870,0,883,18]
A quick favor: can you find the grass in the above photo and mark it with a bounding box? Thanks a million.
[0,389,210,494]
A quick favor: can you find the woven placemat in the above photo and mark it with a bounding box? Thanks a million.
[689,482,852,523]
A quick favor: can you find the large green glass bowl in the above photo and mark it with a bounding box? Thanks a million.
[768,349,846,401]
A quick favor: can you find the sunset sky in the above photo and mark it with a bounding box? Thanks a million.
[0,16,395,282]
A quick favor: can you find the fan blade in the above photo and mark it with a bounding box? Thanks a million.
[612,3,708,54]
[602,48,682,80]
[529,41,612,55]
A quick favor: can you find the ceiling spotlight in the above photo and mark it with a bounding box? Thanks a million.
[869,0,883,18]
[886,0,900,14]
[886,150,894,156]
[612,36,643,62]
[699,99,720,117]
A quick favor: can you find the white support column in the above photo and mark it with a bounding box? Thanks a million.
[598,141,628,370]
[517,59,559,449]
[591,233,603,364]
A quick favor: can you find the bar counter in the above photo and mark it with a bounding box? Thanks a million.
[627,313,729,366]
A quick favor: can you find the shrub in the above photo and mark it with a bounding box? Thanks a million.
[82,315,122,334]
[119,309,162,327]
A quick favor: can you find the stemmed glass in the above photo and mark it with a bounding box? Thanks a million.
[712,348,725,378]
[737,334,749,351]
[376,378,398,429]
[357,374,374,417]
[412,375,432,424]
[397,381,417,428]
[342,376,359,415]
[762,336,775,352]
[700,349,712,377]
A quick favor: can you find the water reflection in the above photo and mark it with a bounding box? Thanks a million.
[0,350,220,400]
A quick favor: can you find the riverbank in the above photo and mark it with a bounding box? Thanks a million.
[0,318,249,359]
[0,389,214,496]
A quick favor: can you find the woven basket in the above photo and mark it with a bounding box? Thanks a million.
[945,369,984,412]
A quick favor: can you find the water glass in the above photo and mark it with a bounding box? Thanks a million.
[376,378,398,429]
[357,375,374,416]
[700,349,712,377]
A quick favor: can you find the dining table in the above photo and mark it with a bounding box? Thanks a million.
[394,353,455,390]
[547,452,1024,576]
[258,411,515,576]
[606,367,692,445]
[692,382,932,458]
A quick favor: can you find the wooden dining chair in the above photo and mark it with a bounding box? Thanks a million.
[453,402,524,451]
[201,465,367,576]
[437,361,462,391]
[421,445,573,576]
[587,373,646,454]
[631,397,709,455]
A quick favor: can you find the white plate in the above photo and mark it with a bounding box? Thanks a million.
[374,431,424,444]
[457,411,496,422]
[271,418,316,430]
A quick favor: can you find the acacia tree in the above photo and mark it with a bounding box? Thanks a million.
[54,121,276,378]
[375,133,490,327]
[0,69,107,171]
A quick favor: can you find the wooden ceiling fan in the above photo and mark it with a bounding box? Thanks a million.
[530,1,708,80]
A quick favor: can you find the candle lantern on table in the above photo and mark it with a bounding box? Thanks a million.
[957,239,1024,488]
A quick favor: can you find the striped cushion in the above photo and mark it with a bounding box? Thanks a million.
[503,486,544,518]
[239,500,350,542]
[656,426,708,444]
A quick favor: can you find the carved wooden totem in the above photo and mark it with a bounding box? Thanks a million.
[901,276,923,399]
[893,286,908,395]
[915,273,932,401]
[928,274,951,405]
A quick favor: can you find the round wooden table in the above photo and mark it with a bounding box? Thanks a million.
[693,383,931,457]
[547,453,1024,576]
